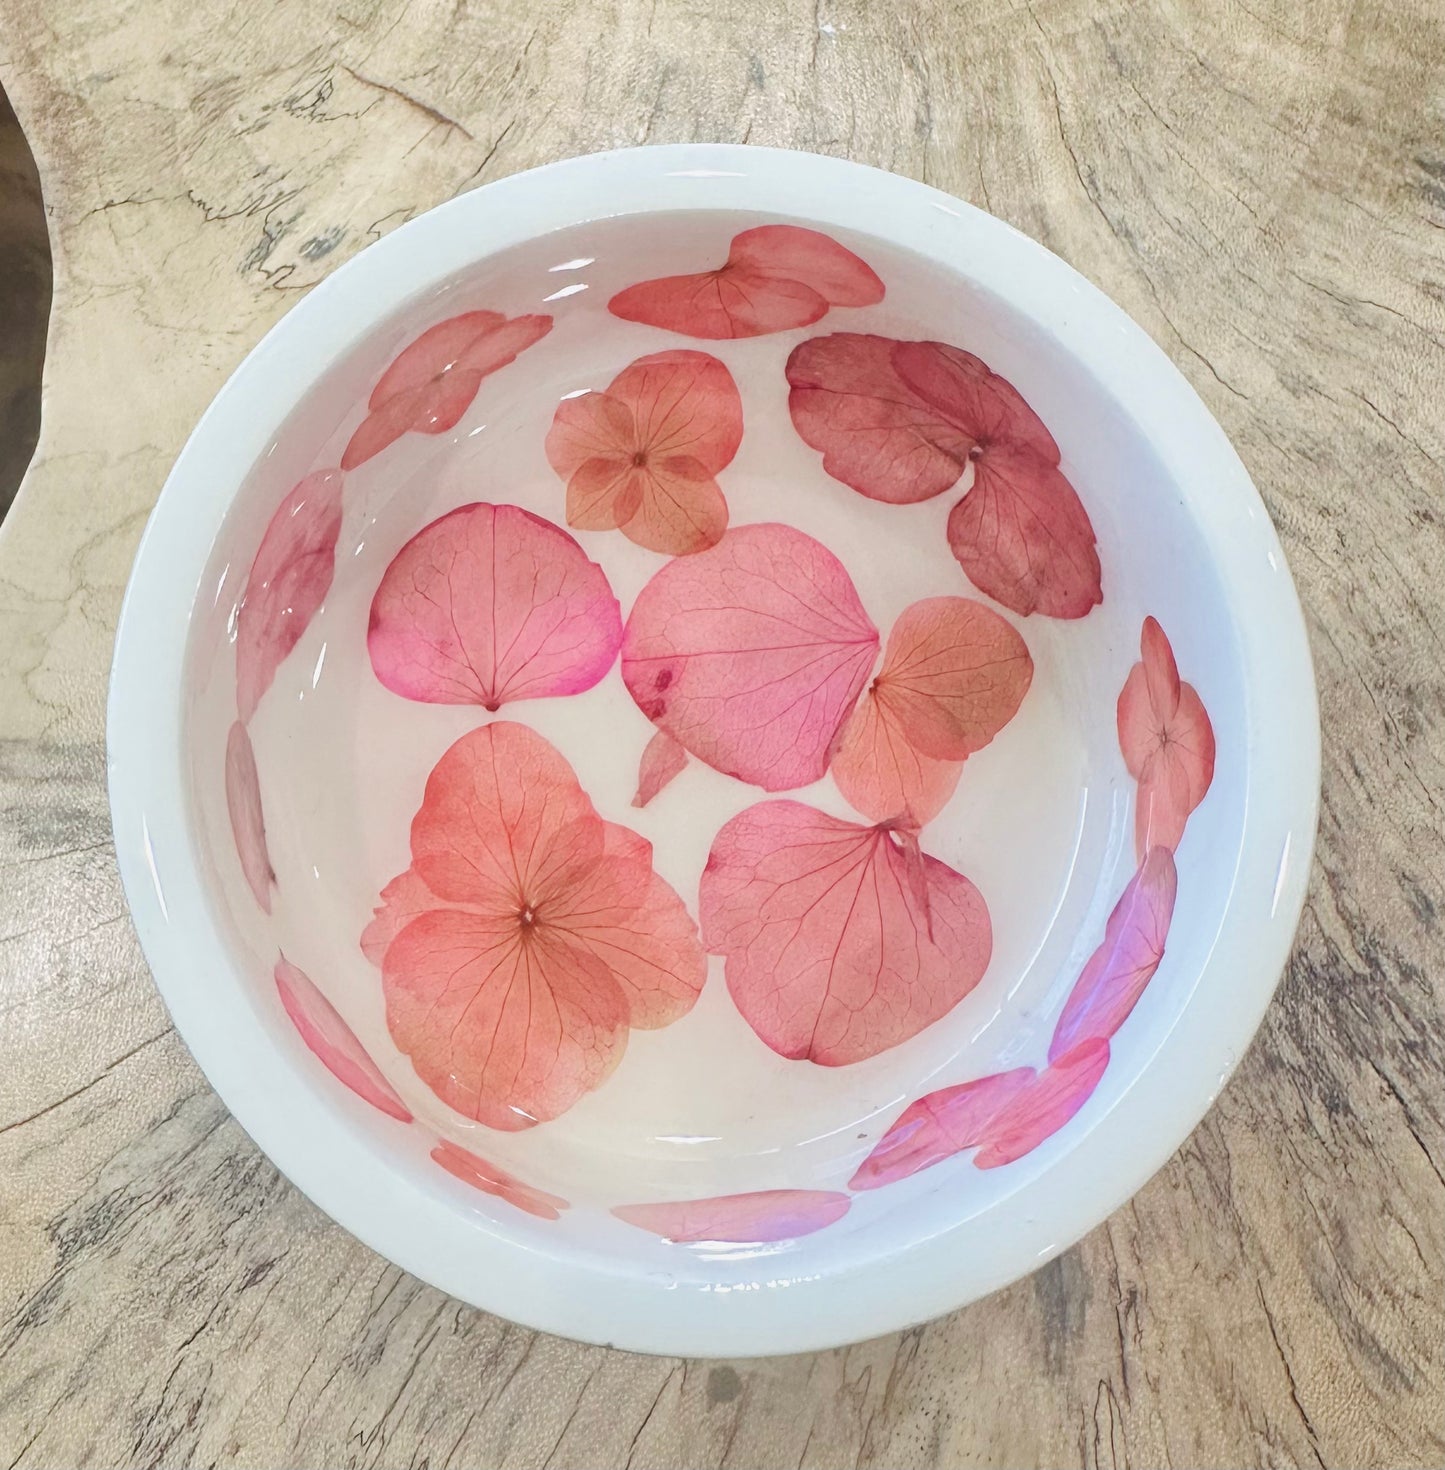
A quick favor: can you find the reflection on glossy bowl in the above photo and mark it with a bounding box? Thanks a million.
[108,145,1318,1357]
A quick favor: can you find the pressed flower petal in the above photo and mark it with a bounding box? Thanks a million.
[236,470,344,721]
[621,523,880,791]
[612,1189,850,1242]
[225,721,274,913]
[633,729,689,808]
[972,1038,1110,1168]
[848,1068,1035,1188]
[728,225,884,307]
[368,503,622,710]
[275,957,412,1123]
[431,1139,569,1220]
[700,800,992,1064]
[830,688,965,827]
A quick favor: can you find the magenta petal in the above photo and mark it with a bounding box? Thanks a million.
[368,503,623,708]
[848,1068,1035,1189]
[612,1189,851,1243]
[275,958,412,1122]
[972,1039,1110,1168]
[621,523,880,791]
[225,721,274,912]
[1049,848,1177,1061]
[236,470,344,721]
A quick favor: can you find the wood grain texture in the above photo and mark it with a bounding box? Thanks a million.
[2,0,1443,1464]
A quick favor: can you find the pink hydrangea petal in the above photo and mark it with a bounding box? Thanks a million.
[621,523,880,791]
[872,596,1034,761]
[830,690,965,827]
[848,1068,1035,1189]
[235,470,344,721]
[946,442,1102,619]
[225,721,274,913]
[606,350,743,473]
[727,225,884,307]
[431,1139,569,1220]
[700,800,992,1064]
[633,729,689,808]
[368,503,623,710]
[786,333,972,504]
[972,1038,1110,1168]
[609,265,828,339]
[275,958,412,1122]
[612,1189,851,1243]
[372,724,705,1126]
[1049,848,1178,1061]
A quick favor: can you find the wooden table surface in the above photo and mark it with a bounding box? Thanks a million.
[2,1,1442,1465]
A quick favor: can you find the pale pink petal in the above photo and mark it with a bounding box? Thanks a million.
[1135,760,1194,859]
[544,389,639,481]
[726,225,884,307]
[612,1189,851,1243]
[235,470,344,721]
[275,957,412,1122]
[633,729,689,807]
[225,720,274,913]
[830,690,964,827]
[1050,848,1177,1060]
[343,312,551,469]
[609,265,828,339]
[700,801,992,1064]
[972,1038,1110,1168]
[786,334,972,504]
[621,523,880,791]
[620,455,729,555]
[871,597,1034,760]
[947,442,1102,619]
[431,1139,569,1220]
[848,1068,1035,1188]
[1140,615,1182,718]
[368,503,623,710]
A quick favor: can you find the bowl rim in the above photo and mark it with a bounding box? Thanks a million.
[108,142,1319,1357]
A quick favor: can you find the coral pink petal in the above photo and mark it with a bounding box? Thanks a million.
[891,340,1060,462]
[1135,759,1195,858]
[831,691,964,827]
[370,311,506,405]
[566,458,647,532]
[848,1068,1035,1188]
[1140,615,1182,718]
[873,596,1034,761]
[431,1140,568,1220]
[408,722,603,909]
[727,225,884,307]
[700,801,992,1064]
[607,351,743,473]
[973,1038,1110,1168]
[786,334,973,504]
[368,503,623,709]
[947,442,1102,618]
[545,389,638,481]
[634,729,689,807]
[225,721,274,913]
[612,1189,851,1243]
[370,724,701,1125]
[620,455,729,555]
[609,265,829,339]
[621,523,880,791]
[1049,848,1177,1061]
[236,470,345,721]
[547,819,707,1030]
[341,390,422,470]
[384,908,629,1129]
[275,958,412,1123]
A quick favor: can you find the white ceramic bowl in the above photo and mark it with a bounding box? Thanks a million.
[108,144,1318,1356]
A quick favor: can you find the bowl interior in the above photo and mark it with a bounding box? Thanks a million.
[181,206,1244,1280]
